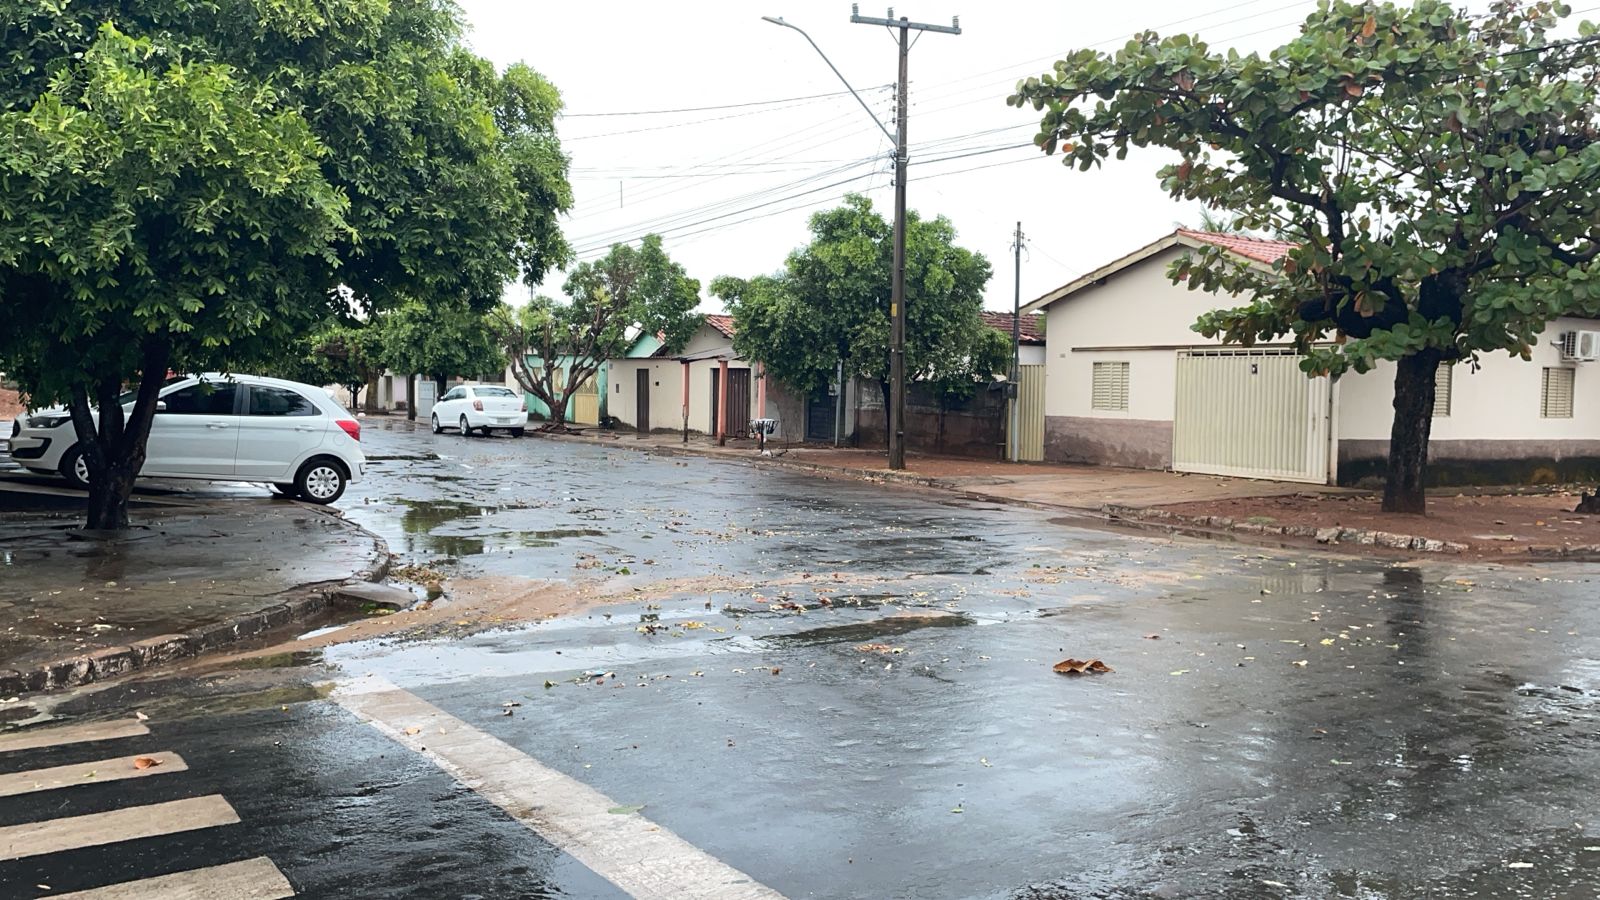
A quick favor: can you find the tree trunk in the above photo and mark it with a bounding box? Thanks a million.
[70,339,170,530]
[363,371,380,413]
[406,373,417,420]
[1382,348,1442,515]
[85,465,138,530]
[433,373,447,397]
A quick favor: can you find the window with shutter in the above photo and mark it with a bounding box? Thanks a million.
[1091,361,1130,412]
[1542,367,1575,418]
[1433,363,1452,417]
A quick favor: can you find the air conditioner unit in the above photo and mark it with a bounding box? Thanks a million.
[1558,330,1600,362]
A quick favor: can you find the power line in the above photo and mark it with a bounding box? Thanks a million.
[563,86,892,117]
[561,87,892,142]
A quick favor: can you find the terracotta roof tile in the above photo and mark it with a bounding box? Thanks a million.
[980,311,1045,344]
[704,314,737,339]
[1176,229,1296,265]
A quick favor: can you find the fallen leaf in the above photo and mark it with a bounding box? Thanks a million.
[1143,633,1162,640]
[1053,658,1113,675]
[1320,638,1335,646]
[950,805,964,814]
[544,680,557,689]
[1505,861,1534,869]
[980,757,992,767]
[133,756,162,770]
[1292,660,1309,667]
[608,805,645,815]
[404,726,422,735]
[135,712,150,721]
[1170,669,1190,676]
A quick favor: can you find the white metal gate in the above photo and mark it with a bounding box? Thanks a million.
[1173,349,1332,484]
[1007,365,1046,462]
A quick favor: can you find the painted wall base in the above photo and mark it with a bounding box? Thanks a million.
[1339,439,1600,487]
[1044,416,1173,469]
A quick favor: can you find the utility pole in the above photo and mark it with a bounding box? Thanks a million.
[1008,222,1025,463]
[849,5,960,470]
[764,7,958,469]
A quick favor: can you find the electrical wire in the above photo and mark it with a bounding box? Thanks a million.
[563,86,892,118]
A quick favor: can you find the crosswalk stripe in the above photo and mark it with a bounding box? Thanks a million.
[0,719,149,753]
[52,856,295,900]
[0,751,187,798]
[334,678,786,900]
[0,795,239,861]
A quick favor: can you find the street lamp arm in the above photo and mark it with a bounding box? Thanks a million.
[762,16,896,144]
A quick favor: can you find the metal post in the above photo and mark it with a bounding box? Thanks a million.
[834,358,845,448]
[1009,221,1024,463]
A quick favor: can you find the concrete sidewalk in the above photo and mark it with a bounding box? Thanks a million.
[0,495,389,695]
[549,427,1343,511]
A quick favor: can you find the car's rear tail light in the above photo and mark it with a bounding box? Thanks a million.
[472,399,484,411]
[336,419,361,442]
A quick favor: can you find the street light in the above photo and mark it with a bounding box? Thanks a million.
[764,10,960,470]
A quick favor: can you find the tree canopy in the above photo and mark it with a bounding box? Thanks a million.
[0,0,571,526]
[716,194,1003,407]
[383,300,507,394]
[1010,0,1600,512]
[498,234,701,429]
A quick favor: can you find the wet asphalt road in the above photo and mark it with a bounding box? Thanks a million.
[8,421,1600,899]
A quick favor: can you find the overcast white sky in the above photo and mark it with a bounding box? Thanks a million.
[450,0,1520,313]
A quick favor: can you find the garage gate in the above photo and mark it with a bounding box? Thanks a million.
[1172,348,1332,484]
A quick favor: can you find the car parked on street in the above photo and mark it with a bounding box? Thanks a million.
[6,374,365,503]
[430,384,529,436]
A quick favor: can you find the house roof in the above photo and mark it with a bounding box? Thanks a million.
[703,314,737,339]
[980,311,1045,345]
[1175,229,1295,265]
[1022,228,1293,315]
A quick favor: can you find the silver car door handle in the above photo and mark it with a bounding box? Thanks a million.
[207,422,231,429]
[294,425,319,432]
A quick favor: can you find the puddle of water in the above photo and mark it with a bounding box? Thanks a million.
[763,612,974,647]
[220,650,325,671]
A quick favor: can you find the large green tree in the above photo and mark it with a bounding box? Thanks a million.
[497,234,701,430]
[382,300,507,411]
[1010,0,1600,513]
[273,320,389,411]
[716,194,1003,420]
[0,0,571,527]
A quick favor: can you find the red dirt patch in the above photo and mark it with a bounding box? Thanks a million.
[1160,491,1600,555]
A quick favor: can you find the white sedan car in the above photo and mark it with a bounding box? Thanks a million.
[430,384,528,436]
[6,374,366,503]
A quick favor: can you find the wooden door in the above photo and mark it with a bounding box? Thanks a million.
[636,368,650,435]
[725,368,752,437]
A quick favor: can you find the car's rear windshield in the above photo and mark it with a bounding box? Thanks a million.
[475,387,519,397]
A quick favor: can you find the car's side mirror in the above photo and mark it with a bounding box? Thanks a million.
[155,400,167,412]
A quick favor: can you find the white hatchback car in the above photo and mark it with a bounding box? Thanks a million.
[7,374,366,503]
[430,384,528,436]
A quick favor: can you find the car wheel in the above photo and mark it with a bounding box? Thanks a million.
[430,414,442,434]
[509,427,525,437]
[459,415,473,436]
[270,483,299,498]
[59,445,90,491]
[295,459,347,504]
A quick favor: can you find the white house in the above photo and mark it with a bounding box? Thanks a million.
[1024,229,1600,486]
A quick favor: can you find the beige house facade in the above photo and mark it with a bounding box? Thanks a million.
[1026,230,1600,486]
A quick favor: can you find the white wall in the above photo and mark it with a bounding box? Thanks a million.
[1043,246,1236,422]
[1338,316,1600,443]
[1019,344,1045,366]
[608,356,758,435]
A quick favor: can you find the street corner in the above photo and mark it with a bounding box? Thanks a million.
[0,499,391,697]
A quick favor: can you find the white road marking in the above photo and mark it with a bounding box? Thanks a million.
[0,751,186,797]
[0,718,149,753]
[333,678,786,900]
[53,856,295,899]
[0,795,240,861]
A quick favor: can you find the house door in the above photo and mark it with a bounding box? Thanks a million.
[1173,349,1332,484]
[636,368,650,435]
[807,389,836,442]
[725,369,751,437]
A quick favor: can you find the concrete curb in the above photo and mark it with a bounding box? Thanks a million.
[0,510,391,697]
[1100,503,1600,561]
